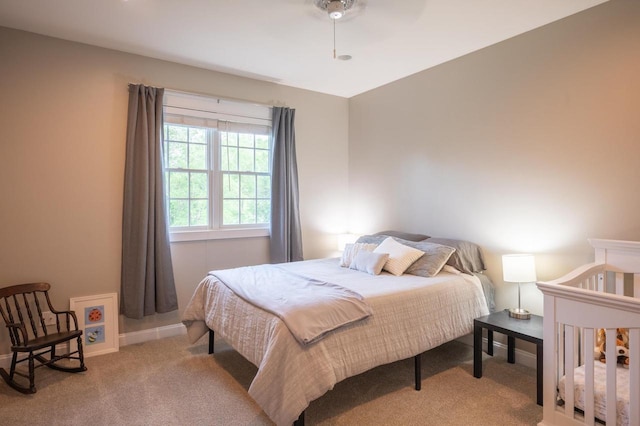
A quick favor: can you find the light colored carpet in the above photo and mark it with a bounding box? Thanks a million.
[0,334,542,425]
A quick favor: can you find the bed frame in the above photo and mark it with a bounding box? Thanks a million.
[536,238,640,426]
[207,329,423,426]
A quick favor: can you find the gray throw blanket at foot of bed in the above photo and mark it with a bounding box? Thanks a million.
[212,264,373,345]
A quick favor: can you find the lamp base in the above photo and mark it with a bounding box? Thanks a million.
[509,307,531,320]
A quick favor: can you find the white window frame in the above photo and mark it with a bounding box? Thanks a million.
[163,91,272,242]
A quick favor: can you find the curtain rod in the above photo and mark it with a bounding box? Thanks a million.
[128,83,280,109]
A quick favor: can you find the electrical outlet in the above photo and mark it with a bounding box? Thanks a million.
[42,311,56,326]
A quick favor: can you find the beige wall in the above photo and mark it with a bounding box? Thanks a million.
[348,0,640,315]
[0,27,349,349]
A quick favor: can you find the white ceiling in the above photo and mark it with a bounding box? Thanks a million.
[0,0,608,98]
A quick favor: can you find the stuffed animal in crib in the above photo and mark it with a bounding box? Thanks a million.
[595,328,630,367]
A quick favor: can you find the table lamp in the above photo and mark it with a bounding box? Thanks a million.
[502,254,536,320]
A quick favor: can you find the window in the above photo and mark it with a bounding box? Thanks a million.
[163,91,272,241]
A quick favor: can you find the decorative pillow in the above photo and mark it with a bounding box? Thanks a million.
[349,251,389,275]
[403,241,456,277]
[426,237,485,274]
[373,230,430,242]
[442,265,461,275]
[340,243,378,267]
[373,237,425,276]
[355,234,389,245]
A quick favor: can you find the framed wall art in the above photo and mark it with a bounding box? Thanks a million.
[69,292,119,357]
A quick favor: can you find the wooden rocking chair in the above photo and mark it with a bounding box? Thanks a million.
[0,283,87,393]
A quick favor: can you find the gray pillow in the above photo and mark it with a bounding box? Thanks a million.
[373,230,429,242]
[427,238,485,274]
[355,234,389,245]
[403,241,456,277]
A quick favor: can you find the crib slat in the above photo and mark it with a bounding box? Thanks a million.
[615,272,624,295]
[605,328,617,425]
[584,329,595,426]
[630,328,640,426]
[634,273,640,297]
[597,273,605,292]
[588,276,595,291]
[565,325,576,419]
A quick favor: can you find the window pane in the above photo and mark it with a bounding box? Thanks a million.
[221,147,238,171]
[255,135,269,150]
[169,200,189,227]
[241,200,256,224]
[223,173,239,198]
[169,172,189,198]
[225,132,238,147]
[167,125,188,142]
[255,149,269,173]
[189,144,207,169]
[190,200,208,226]
[223,200,239,225]
[239,133,254,148]
[190,172,208,198]
[257,175,270,198]
[240,175,256,199]
[238,148,254,172]
[190,127,206,143]
[168,142,188,169]
[256,200,270,223]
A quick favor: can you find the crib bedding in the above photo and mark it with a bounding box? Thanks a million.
[558,363,630,426]
[182,257,490,426]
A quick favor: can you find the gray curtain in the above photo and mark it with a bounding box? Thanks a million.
[121,84,178,319]
[270,107,303,263]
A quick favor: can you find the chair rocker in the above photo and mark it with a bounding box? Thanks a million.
[0,282,87,393]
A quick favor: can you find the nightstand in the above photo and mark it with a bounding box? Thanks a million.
[473,310,543,405]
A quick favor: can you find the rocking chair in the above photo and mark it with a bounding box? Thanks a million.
[0,282,87,393]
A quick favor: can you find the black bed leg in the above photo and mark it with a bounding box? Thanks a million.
[208,329,215,354]
[414,354,421,391]
[293,410,305,426]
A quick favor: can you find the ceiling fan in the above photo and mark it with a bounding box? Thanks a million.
[313,0,361,60]
[313,0,358,20]
[299,0,426,61]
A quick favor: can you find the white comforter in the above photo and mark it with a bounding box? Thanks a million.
[182,258,489,426]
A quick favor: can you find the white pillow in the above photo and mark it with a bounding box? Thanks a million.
[340,243,378,267]
[373,237,425,276]
[349,251,389,275]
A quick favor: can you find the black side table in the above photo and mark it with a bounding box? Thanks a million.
[473,310,543,405]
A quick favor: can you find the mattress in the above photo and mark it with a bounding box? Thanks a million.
[558,362,630,426]
[182,257,490,426]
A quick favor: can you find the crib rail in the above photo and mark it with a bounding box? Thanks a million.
[537,258,640,426]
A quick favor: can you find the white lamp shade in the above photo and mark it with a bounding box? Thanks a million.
[502,254,537,283]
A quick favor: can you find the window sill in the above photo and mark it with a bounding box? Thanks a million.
[169,228,269,242]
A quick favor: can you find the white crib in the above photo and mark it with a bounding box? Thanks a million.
[536,239,640,426]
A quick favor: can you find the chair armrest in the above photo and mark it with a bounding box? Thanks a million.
[50,309,80,331]
[4,322,29,346]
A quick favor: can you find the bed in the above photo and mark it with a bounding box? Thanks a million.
[536,238,640,426]
[182,234,493,426]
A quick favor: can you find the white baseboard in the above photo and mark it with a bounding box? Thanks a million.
[118,323,186,347]
[456,334,537,369]
[0,323,187,370]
